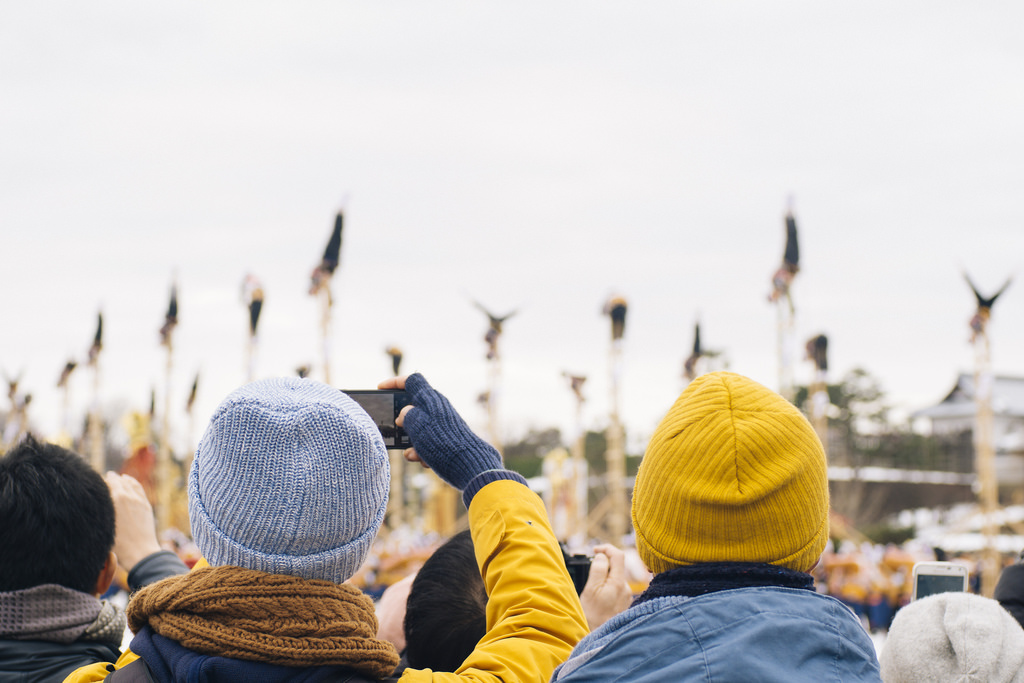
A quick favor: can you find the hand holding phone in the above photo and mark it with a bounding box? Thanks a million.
[376,373,506,500]
[342,390,412,449]
[912,561,969,600]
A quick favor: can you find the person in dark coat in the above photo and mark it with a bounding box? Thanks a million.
[994,551,1024,629]
[0,436,186,682]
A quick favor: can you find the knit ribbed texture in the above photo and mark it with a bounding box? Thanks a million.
[461,468,529,508]
[189,377,389,584]
[632,372,828,574]
[403,373,518,503]
[880,592,1024,683]
[0,584,125,645]
[128,566,400,677]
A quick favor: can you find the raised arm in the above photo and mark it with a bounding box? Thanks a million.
[104,472,188,590]
[384,374,589,683]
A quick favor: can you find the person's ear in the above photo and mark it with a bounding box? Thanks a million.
[94,551,117,597]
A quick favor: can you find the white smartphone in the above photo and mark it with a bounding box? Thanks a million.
[911,561,969,600]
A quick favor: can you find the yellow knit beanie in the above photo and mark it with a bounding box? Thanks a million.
[632,372,829,574]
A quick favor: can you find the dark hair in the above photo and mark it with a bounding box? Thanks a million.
[0,435,116,593]
[404,530,487,672]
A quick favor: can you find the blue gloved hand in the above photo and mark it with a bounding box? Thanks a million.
[402,373,526,505]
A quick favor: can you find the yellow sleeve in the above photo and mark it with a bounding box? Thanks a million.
[68,487,586,683]
[63,649,139,682]
[400,479,589,683]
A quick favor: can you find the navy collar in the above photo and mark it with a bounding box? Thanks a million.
[634,562,814,607]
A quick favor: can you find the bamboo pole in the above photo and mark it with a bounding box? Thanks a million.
[810,368,828,453]
[772,206,799,403]
[543,449,570,541]
[186,405,196,472]
[973,331,1000,597]
[320,288,332,385]
[776,299,796,403]
[244,276,263,384]
[474,303,514,455]
[487,355,503,455]
[60,377,72,442]
[605,339,626,544]
[157,338,174,533]
[88,360,104,473]
[184,374,198,475]
[569,384,587,545]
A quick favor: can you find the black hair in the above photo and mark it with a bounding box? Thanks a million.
[0,435,116,593]
[404,530,487,672]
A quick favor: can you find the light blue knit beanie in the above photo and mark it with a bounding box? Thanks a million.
[188,377,389,584]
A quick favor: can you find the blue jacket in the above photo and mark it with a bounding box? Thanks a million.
[553,586,881,682]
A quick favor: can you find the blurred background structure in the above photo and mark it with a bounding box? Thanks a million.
[3,1,1024,598]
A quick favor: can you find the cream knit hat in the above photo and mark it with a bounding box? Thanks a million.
[880,592,1024,683]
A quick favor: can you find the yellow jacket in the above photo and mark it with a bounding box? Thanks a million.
[66,480,588,682]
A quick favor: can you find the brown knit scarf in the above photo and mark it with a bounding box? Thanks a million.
[127,565,399,678]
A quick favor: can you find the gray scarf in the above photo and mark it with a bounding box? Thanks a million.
[0,583,126,645]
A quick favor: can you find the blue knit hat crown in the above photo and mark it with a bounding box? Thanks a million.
[188,377,389,584]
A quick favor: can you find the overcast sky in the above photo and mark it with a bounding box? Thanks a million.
[3,2,1023,456]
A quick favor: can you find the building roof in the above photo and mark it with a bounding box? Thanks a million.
[914,373,1024,420]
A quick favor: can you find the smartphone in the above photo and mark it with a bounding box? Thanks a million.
[911,561,969,600]
[342,390,412,449]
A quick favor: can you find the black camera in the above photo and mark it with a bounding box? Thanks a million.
[563,551,592,595]
[342,390,412,449]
